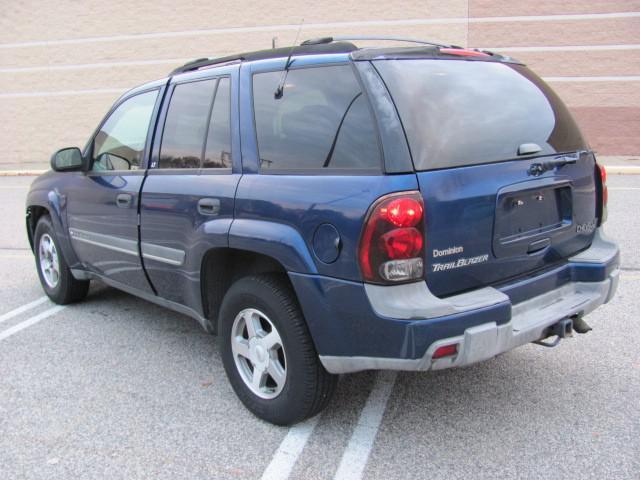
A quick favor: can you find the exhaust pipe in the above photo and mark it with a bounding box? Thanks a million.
[572,315,592,334]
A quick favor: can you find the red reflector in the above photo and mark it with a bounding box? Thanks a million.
[380,198,423,228]
[600,164,607,185]
[432,344,458,359]
[380,227,423,259]
[439,48,489,57]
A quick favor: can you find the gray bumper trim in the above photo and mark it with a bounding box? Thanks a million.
[321,271,618,374]
[321,228,619,374]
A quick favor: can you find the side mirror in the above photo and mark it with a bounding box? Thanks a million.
[51,147,86,172]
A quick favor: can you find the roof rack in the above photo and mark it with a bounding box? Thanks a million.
[170,41,358,76]
[170,54,245,76]
[169,36,474,76]
[301,36,459,49]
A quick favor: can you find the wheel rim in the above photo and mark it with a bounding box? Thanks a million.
[38,233,60,288]
[231,308,287,399]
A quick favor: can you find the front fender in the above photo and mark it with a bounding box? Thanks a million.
[228,219,318,274]
[26,185,81,268]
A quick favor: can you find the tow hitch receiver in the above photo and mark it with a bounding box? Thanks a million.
[534,318,574,348]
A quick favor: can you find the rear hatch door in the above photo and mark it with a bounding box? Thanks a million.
[374,57,600,297]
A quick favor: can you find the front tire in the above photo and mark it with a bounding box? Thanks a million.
[220,274,337,425]
[34,215,89,304]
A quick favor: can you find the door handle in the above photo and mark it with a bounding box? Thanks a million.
[197,198,221,216]
[116,193,133,208]
[527,237,550,254]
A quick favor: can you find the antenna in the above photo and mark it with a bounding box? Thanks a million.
[274,19,304,99]
[272,36,278,49]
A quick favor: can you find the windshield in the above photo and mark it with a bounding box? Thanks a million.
[374,59,587,170]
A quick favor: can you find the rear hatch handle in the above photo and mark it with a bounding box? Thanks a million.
[528,151,585,176]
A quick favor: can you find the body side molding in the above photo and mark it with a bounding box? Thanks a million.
[69,228,187,266]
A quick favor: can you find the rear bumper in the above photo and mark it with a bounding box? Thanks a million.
[289,229,619,374]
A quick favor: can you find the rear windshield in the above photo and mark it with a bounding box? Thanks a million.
[374,59,587,170]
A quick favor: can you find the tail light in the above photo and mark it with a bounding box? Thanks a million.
[597,164,608,224]
[358,192,425,284]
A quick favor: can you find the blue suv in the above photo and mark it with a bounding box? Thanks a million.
[26,38,619,425]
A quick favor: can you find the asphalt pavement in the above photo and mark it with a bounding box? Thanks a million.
[0,175,638,480]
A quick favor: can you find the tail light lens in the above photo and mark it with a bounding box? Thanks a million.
[358,192,425,284]
[597,164,608,224]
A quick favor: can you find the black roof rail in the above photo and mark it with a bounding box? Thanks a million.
[170,55,245,76]
[301,35,459,49]
[169,41,358,76]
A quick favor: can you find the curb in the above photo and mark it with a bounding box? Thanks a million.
[605,166,640,175]
[0,167,639,176]
[0,170,47,176]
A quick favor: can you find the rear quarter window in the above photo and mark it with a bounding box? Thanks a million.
[252,64,381,172]
[374,59,587,170]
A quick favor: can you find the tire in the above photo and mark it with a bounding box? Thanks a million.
[34,215,90,304]
[220,274,337,425]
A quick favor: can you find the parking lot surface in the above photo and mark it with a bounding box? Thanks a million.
[0,175,638,480]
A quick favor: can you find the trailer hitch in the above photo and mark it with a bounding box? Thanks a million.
[533,318,574,348]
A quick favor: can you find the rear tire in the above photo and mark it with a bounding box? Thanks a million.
[220,274,337,425]
[34,215,89,304]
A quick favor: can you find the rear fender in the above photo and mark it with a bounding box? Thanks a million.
[228,219,318,274]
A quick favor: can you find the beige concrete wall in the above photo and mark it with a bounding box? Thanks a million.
[1,1,638,169]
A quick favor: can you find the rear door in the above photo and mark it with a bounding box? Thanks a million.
[140,66,241,306]
[66,88,161,292]
[374,59,599,297]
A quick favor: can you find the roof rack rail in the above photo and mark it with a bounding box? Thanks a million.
[170,54,244,76]
[301,36,458,49]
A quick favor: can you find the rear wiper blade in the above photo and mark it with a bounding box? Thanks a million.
[528,151,586,176]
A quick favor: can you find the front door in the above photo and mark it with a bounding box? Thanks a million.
[66,88,161,293]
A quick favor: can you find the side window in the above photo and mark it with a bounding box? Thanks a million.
[203,77,232,168]
[252,65,381,171]
[159,79,216,169]
[92,90,158,171]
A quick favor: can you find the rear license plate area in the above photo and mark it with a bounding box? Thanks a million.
[493,182,572,258]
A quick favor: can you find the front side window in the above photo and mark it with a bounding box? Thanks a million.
[92,90,158,171]
[253,65,381,171]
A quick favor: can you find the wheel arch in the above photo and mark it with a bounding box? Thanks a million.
[26,188,81,269]
[200,247,295,334]
[26,204,50,252]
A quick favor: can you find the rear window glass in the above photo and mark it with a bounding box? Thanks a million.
[203,77,232,168]
[160,79,215,169]
[252,65,381,171]
[374,60,587,170]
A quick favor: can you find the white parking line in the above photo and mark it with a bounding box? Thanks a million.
[333,371,397,480]
[260,415,321,480]
[0,296,48,324]
[0,305,65,341]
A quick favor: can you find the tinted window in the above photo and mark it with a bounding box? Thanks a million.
[375,60,587,170]
[203,77,232,168]
[92,90,158,171]
[159,79,215,169]
[253,65,381,171]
